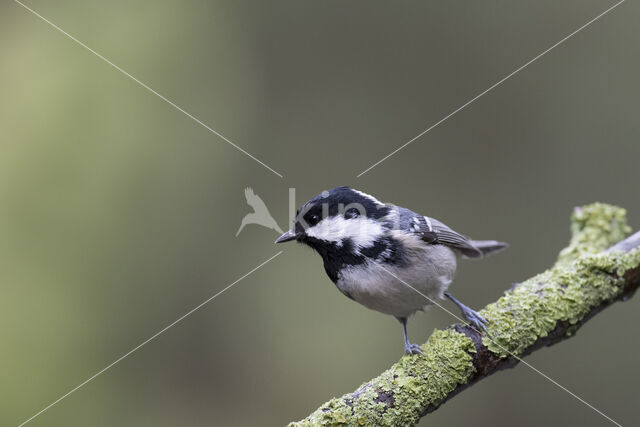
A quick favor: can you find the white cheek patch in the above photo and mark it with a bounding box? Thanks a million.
[305,216,385,250]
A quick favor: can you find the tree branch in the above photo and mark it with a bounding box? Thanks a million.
[290,203,640,426]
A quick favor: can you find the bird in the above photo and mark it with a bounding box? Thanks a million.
[275,186,507,355]
[236,187,283,236]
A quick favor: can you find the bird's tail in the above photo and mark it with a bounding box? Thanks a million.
[469,240,509,257]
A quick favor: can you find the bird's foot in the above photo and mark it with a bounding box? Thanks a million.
[404,342,425,356]
[460,307,489,334]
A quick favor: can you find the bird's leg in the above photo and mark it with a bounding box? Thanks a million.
[396,317,424,355]
[444,292,489,334]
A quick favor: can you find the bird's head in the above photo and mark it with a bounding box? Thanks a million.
[275,186,391,253]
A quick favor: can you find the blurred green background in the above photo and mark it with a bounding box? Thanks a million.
[1,0,639,425]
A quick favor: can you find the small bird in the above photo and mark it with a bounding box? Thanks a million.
[275,186,507,355]
[237,187,283,236]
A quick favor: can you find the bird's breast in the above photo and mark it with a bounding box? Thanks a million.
[335,244,457,318]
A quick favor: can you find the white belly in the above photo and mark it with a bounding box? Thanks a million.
[335,244,457,318]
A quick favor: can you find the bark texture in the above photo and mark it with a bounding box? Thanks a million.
[291,203,640,426]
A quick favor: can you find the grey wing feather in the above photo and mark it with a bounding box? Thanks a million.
[393,207,504,258]
[426,217,484,258]
[398,209,480,257]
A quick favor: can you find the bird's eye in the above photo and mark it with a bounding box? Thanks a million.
[307,214,320,226]
[345,208,360,219]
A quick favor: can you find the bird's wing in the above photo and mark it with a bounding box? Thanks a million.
[244,187,255,202]
[409,215,483,258]
[244,187,270,213]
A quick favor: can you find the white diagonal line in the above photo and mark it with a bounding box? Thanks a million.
[14,0,284,179]
[378,264,623,427]
[357,0,625,178]
[17,251,283,427]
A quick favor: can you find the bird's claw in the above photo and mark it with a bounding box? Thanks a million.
[404,343,425,356]
[461,308,489,334]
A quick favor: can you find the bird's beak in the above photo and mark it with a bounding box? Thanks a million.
[275,229,297,243]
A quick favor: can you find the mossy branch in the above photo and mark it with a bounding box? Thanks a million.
[291,203,640,426]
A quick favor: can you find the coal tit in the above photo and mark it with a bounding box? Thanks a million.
[276,186,507,355]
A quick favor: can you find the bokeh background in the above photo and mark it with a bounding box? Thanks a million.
[1,0,639,425]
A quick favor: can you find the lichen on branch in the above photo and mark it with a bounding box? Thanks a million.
[293,329,476,426]
[482,204,640,357]
[291,203,640,426]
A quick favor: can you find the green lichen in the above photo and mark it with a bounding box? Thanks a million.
[480,248,640,356]
[290,329,475,426]
[481,203,639,357]
[557,203,631,265]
